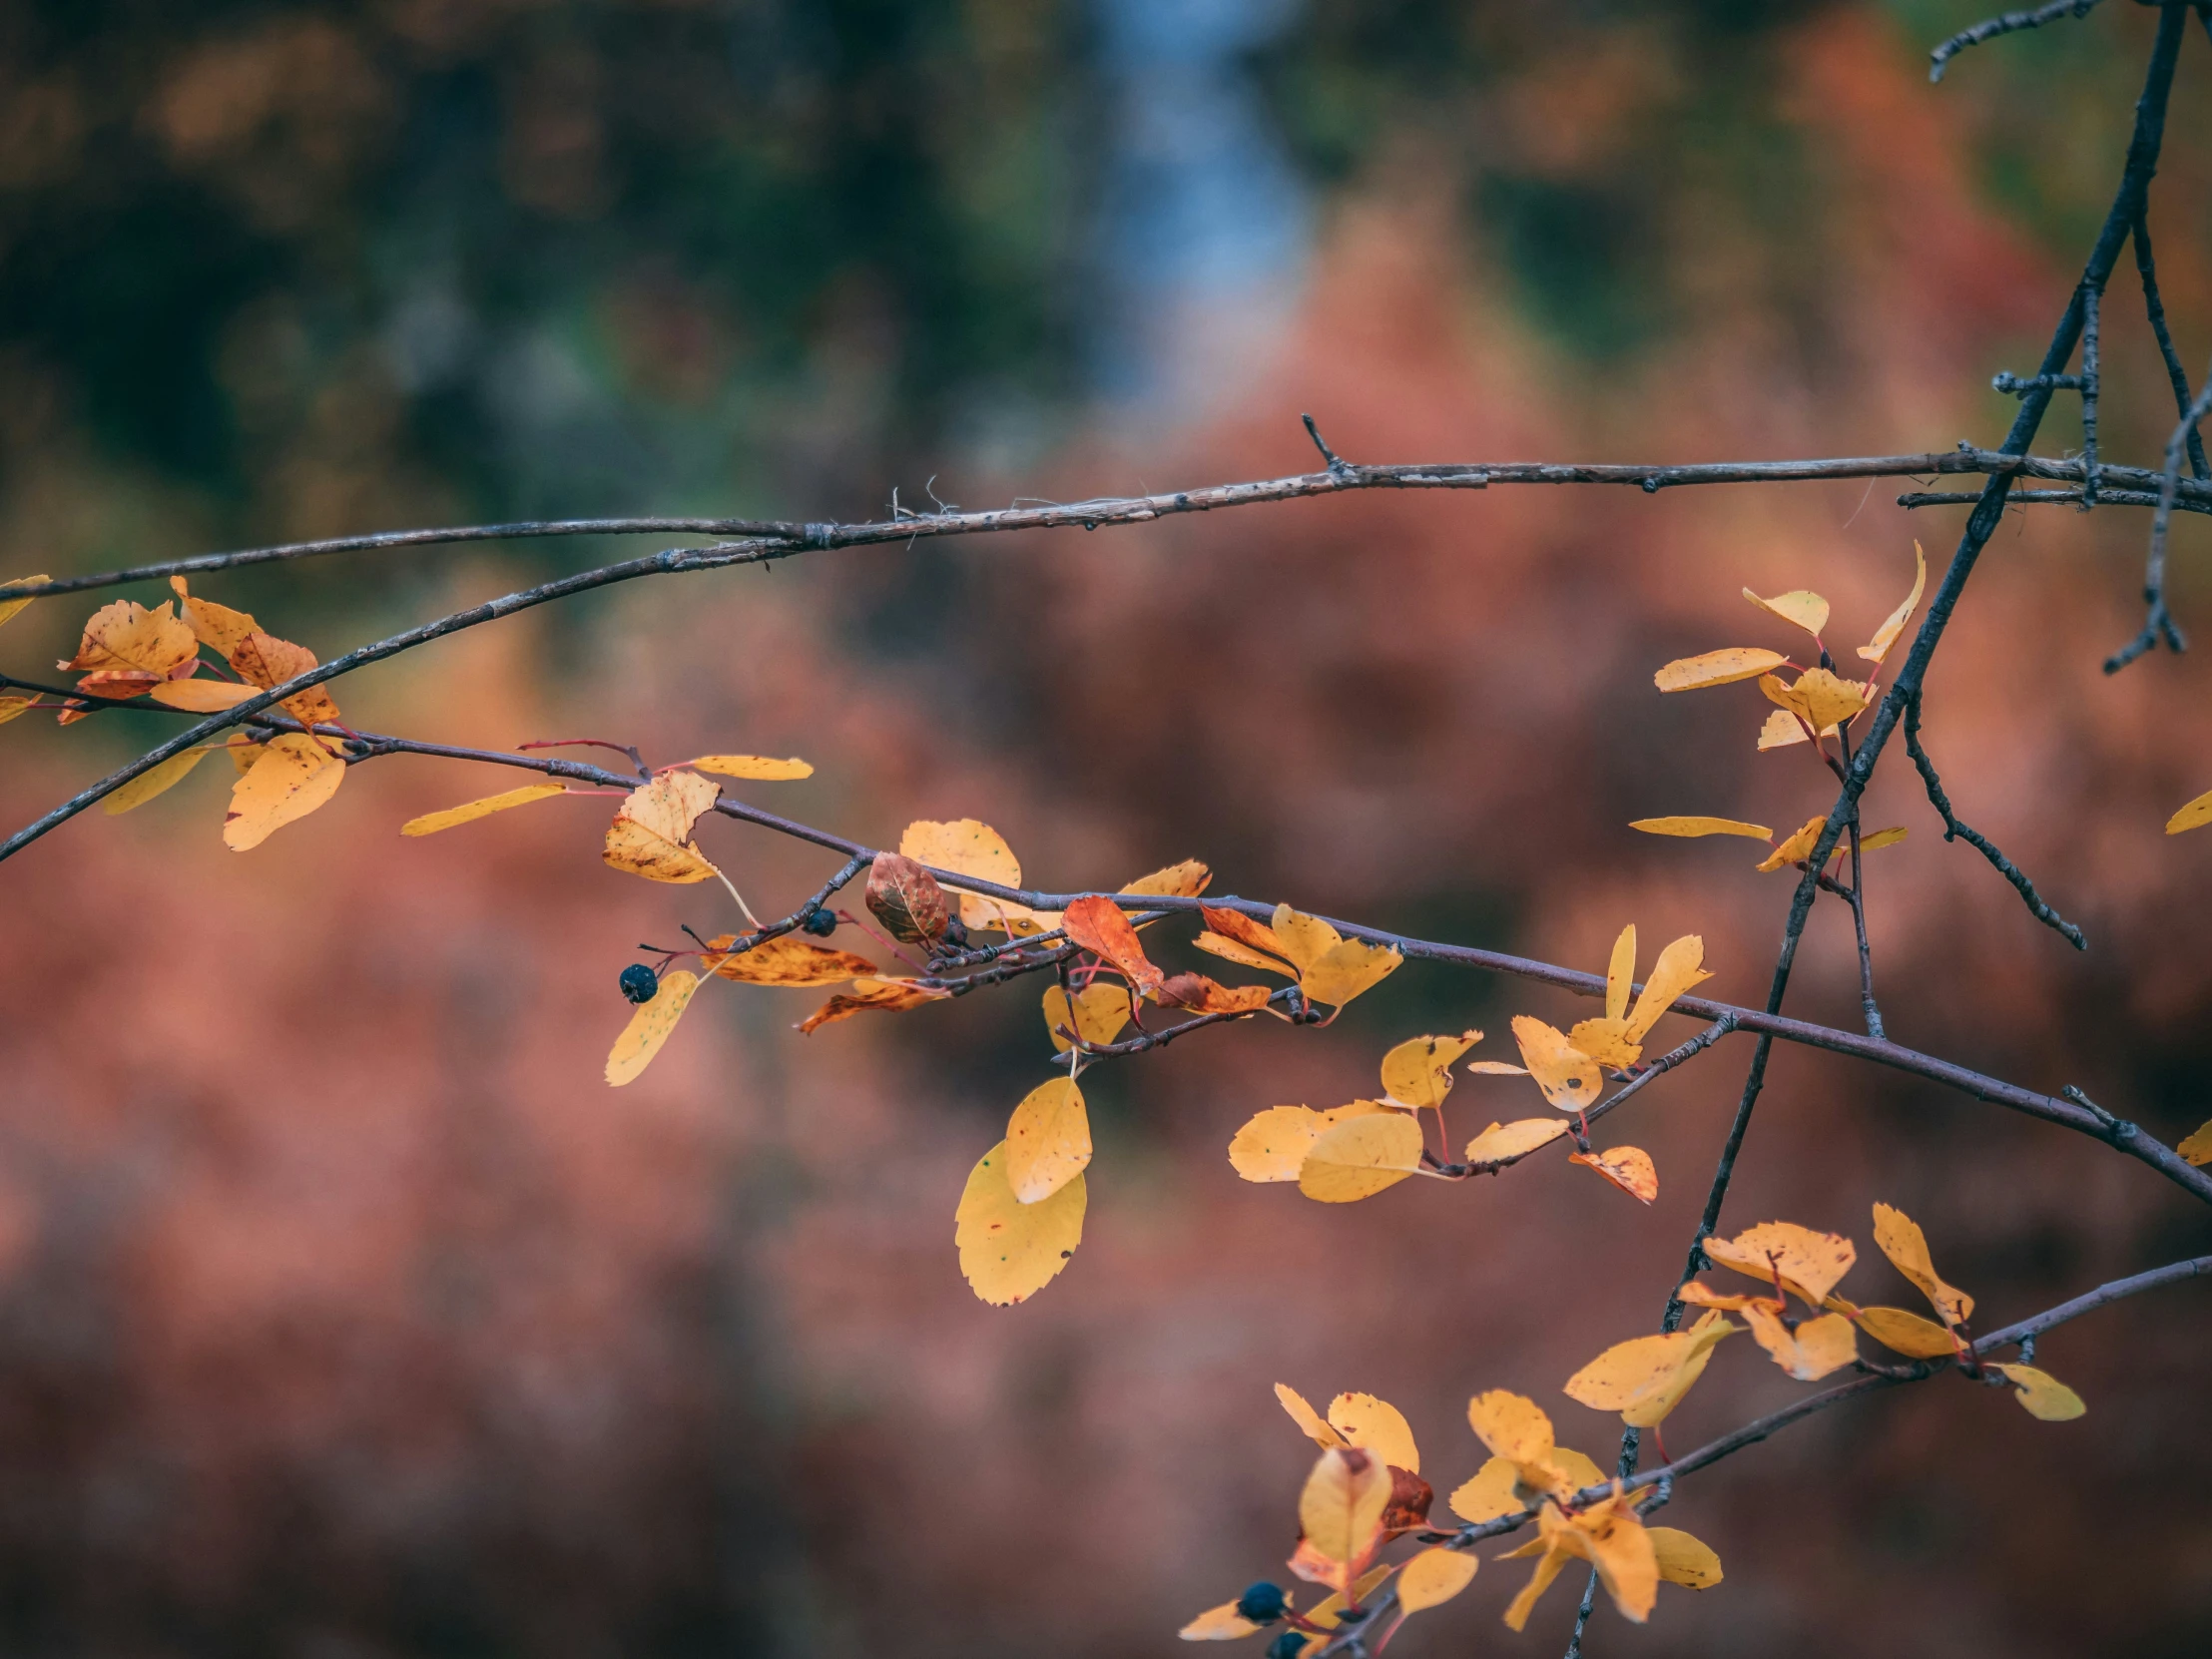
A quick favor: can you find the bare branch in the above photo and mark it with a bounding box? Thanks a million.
[1930,1,2105,83]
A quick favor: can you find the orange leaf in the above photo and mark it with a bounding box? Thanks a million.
[1063,894,1166,998]
[863,851,952,944]
[796,975,951,1034]
[1570,1146,1657,1203]
[1157,972,1272,1014]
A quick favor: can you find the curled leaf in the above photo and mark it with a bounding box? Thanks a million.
[1157,973,1272,1014]
[1743,587,1830,639]
[1872,1203,1973,1325]
[402,784,569,835]
[1858,541,1927,664]
[1462,1117,1567,1166]
[605,969,700,1086]
[1759,667,1868,736]
[1756,817,1828,872]
[60,599,199,697]
[1570,1145,1658,1204]
[1654,647,1789,692]
[1624,933,1711,1041]
[796,975,951,1034]
[1063,894,1167,998]
[605,771,723,883]
[953,1141,1085,1305]
[1277,1382,1351,1449]
[701,933,878,986]
[864,850,952,943]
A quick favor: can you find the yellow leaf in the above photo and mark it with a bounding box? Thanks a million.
[1121,857,1211,897]
[59,598,199,689]
[900,818,1021,931]
[1447,1456,1521,1523]
[148,679,259,712]
[1177,1602,1262,1641]
[1300,938,1402,1009]
[1858,541,1927,665]
[170,576,260,659]
[1744,1305,1857,1381]
[225,733,264,775]
[1630,816,1775,838]
[1465,1060,1529,1075]
[1328,1392,1419,1473]
[1743,586,1830,639]
[1277,1382,1351,1449]
[1201,904,1296,968]
[102,746,217,815]
[1758,707,1814,751]
[685,754,812,781]
[1989,1364,2085,1421]
[1509,1016,1603,1111]
[1760,668,1868,736]
[228,629,341,727]
[1271,904,1344,972]
[953,1141,1085,1306]
[1625,934,1712,1041]
[0,574,51,630]
[1297,1446,1392,1575]
[1005,1077,1091,1204]
[1300,1566,1393,1632]
[1562,1315,1735,1426]
[1858,826,1909,853]
[701,933,878,986]
[1193,931,1299,977]
[1380,1030,1481,1109]
[1653,647,1790,693]
[1501,1543,1571,1632]
[0,694,36,726]
[1756,816,1827,872]
[1872,1203,1973,1325]
[224,733,346,850]
[1567,1016,1640,1070]
[796,976,951,1034]
[402,784,569,835]
[603,770,722,883]
[1463,1117,1567,1166]
[1602,924,1635,1022]
[1465,1390,1564,1492]
[2167,789,2212,834]
[604,969,701,1085]
[1703,1221,1857,1306]
[1396,1547,1477,1613]
[1158,973,1273,1014]
[1229,1103,1389,1183]
[1648,1526,1723,1590]
[1042,982,1132,1053]
[1298,1113,1424,1203]
[1571,1145,1658,1204]
[1852,1305,1958,1360]
[2178,1119,2212,1166]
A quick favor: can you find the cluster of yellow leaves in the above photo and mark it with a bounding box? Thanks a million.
[1193,902,1402,1015]
[1227,1031,1477,1203]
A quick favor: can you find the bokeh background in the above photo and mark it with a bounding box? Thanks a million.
[4,2,2212,1654]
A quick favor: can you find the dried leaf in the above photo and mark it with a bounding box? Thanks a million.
[1005,1077,1091,1203]
[225,733,346,850]
[170,576,261,659]
[1756,816,1828,872]
[864,850,951,943]
[1192,931,1299,977]
[1327,1392,1419,1473]
[796,975,950,1034]
[1562,1314,1735,1425]
[1571,1146,1658,1204]
[1230,1103,1390,1183]
[701,933,877,986]
[1157,973,1273,1014]
[1277,1382,1351,1449]
[1743,586,1830,639]
[685,754,813,781]
[1380,1030,1482,1109]
[102,747,215,815]
[2166,789,2212,835]
[0,695,35,726]
[1176,1602,1262,1641]
[1630,815,1775,839]
[1298,1113,1424,1203]
[1625,934,1712,1040]
[148,679,260,712]
[1396,1547,1478,1613]
[1201,903,1295,964]
[1858,541,1927,664]
[1654,647,1790,692]
[1648,1526,1723,1590]
[605,770,723,883]
[1872,1203,1973,1325]
[1744,1304,1857,1380]
[402,784,569,835]
[1121,857,1211,897]
[1509,1016,1603,1111]
[229,629,341,726]
[900,819,1021,930]
[1851,1305,1958,1360]
[1989,1364,2085,1420]
[60,599,199,696]
[604,969,701,1085]
[1300,938,1402,1009]
[0,574,51,630]
[953,1141,1085,1305]
[1063,894,1166,998]
[1759,667,1868,736]
[1297,1446,1392,1580]
[1462,1117,1568,1166]
[2178,1119,2212,1165]
[1042,982,1132,1053]
[1703,1221,1857,1306]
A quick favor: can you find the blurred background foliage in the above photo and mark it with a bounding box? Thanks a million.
[4,3,2212,1657]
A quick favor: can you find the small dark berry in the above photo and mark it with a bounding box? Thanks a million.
[1236,1581,1288,1624]
[800,906,837,936]
[619,963,660,1004]
[1265,1633,1310,1659]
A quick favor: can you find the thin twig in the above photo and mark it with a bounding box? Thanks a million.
[2131,210,2211,481]
[2107,360,2210,672]
[1929,0,2105,83]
